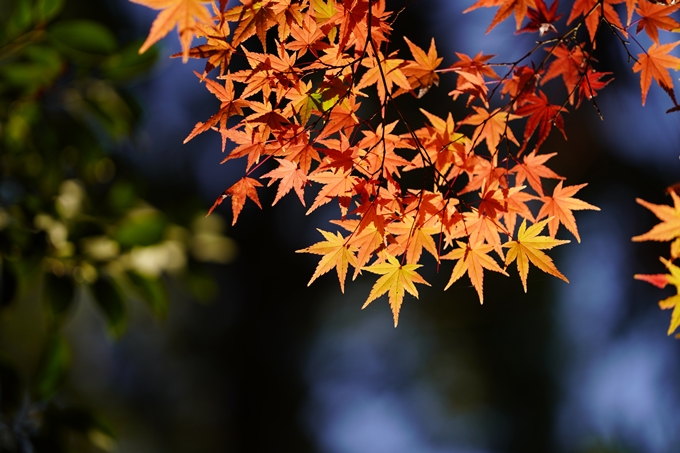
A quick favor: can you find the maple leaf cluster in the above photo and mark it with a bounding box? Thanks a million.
[131,0,679,327]
[634,190,680,337]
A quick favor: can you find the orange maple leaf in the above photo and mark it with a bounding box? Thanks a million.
[464,0,537,33]
[297,229,358,293]
[632,41,680,106]
[209,176,263,225]
[540,44,610,106]
[356,50,411,103]
[632,190,680,242]
[511,149,564,196]
[503,218,569,292]
[131,0,214,62]
[223,0,280,49]
[362,253,430,327]
[536,181,600,242]
[442,240,508,303]
[402,37,443,97]
[260,158,308,206]
[460,106,520,153]
[184,72,250,152]
[287,12,332,58]
[332,219,385,277]
[306,168,358,215]
[385,215,440,264]
[634,2,680,45]
[567,0,625,43]
[171,21,235,75]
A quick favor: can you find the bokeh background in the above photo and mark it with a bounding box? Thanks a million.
[1,0,680,452]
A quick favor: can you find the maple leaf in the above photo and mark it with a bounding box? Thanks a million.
[311,0,339,26]
[567,0,625,43]
[462,211,507,259]
[287,12,332,58]
[494,185,537,234]
[632,190,680,242]
[447,52,498,106]
[503,218,569,292]
[632,41,680,106]
[402,37,443,97]
[356,50,411,103]
[442,240,508,304]
[260,158,308,206]
[449,70,491,107]
[223,0,279,49]
[536,182,600,242]
[635,257,680,335]
[221,123,269,170]
[385,215,440,264]
[516,0,562,35]
[332,219,385,277]
[172,21,235,75]
[362,253,430,327]
[635,2,680,44]
[575,69,612,107]
[450,52,499,79]
[297,229,358,293]
[514,92,567,153]
[460,106,520,153]
[208,176,263,225]
[511,149,564,196]
[501,65,540,101]
[307,168,358,215]
[464,0,537,32]
[184,72,250,152]
[624,0,638,26]
[541,44,607,105]
[131,0,213,62]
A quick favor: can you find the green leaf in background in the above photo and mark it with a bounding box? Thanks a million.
[5,0,33,41]
[80,80,137,138]
[0,44,63,95]
[34,0,64,23]
[101,40,159,81]
[32,335,70,401]
[126,270,169,318]
[107,181,137,213]
[0,260,18,309]
[90,276,126,337]
[42,271,75,325]
[49,19,117,58]
[113,209,168,248]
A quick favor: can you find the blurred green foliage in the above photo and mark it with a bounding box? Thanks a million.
[0,0,236,451]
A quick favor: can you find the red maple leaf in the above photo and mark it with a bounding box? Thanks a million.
[517,0,562,35]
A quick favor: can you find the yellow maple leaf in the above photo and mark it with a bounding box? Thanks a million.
[131,0,214,62]
[442,240,507,304]
[637,258,680,335]
[362,254,430,327]
[632,190,680,242]
[503,218,569,292]
[297,229,358,292]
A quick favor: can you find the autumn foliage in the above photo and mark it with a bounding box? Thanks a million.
[131,0,680,327]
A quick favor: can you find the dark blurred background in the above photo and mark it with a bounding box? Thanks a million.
[1,0,680,452]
